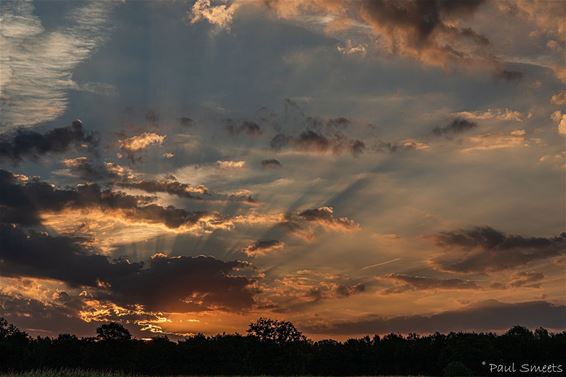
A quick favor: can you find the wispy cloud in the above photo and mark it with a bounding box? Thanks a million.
[0,0,115,128]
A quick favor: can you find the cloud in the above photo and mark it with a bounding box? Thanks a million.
[0,292,96,337]
[261,159,282,169]
[0,169,222,231]
[497,1,566,43]
[432,118,478,136]
[551,111,566,136]
[63,157,135,181]
[453,109,524,122]
[460,129,529,152]
[0,223,141,287]
[280,206,359,239]
[337,40,367,56]
[0,0,115,128]
[509,271,544,288]
[384,273,479,293]
[430,226,566,273]
[375,139,430,152]
[0,224,257,313]
[304,300,566,335]
[550,90,566,106]
[271,130,365,157]
[225,120,263,137]
[0,120,98,162]
[263,269,367,312]
[118,132,166,155]
[206,0,493,70]
[118,176,210,200]
[107,253,257,312]
[217,160,246,169]
[494,70,523,82]
[243,240,284,257]
[189,0,241,30]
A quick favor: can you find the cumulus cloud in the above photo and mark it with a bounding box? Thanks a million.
[0,169,223,231]
[193,0,497,71]
[0,0,115,128]
[0,224,257,313]
[107,253,257,312]
[243,240,284,257]
[118,132,166,156]
[384,273,479,294]
[432,118,478,136]
[0,223,140,287]
[63,157,135,181]
[304,300,566,335]
[431,226,566,273]
[280,206,359,239]
[271,130,365,157]
[189,0,241,30]
[0,120,98,162]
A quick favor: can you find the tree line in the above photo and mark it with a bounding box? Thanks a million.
[1,317,564,376]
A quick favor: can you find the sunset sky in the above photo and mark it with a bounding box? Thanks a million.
[0,0,565,340]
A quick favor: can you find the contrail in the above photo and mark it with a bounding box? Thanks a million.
[361,257,401,270]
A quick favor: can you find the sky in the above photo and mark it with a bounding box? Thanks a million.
[0,0,565,340]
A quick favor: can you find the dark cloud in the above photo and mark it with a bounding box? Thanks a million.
[0,224,257,312]
[431,226,566,273]
[259,0,490,69]
[384,273,479,293]
[226,120,263,137]
[374,139,429,152]
[357,0,489,68]
[108,253,257,312]
[0,169,212,229]
[261,159,282,169]
[433,118,478,136]
[0,120,98,162]
[278,206,359,239]
[0,293,96,337]
[178,117,194,127]
[63,157,133,182]
[295,206,358,230]
[271,130,365,157]
[118,176,210,200]
[0,223,141,287]
[243,240,284,256]
[305,300,566,335]
[495,70,524,82]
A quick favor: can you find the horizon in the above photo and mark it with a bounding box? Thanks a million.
[0,0,565,342]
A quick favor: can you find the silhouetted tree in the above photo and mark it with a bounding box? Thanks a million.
[0,317,564,376]
[96,322,131,341]
[247,317,306,343]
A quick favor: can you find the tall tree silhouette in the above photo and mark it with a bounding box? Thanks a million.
[96,323,131,341]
